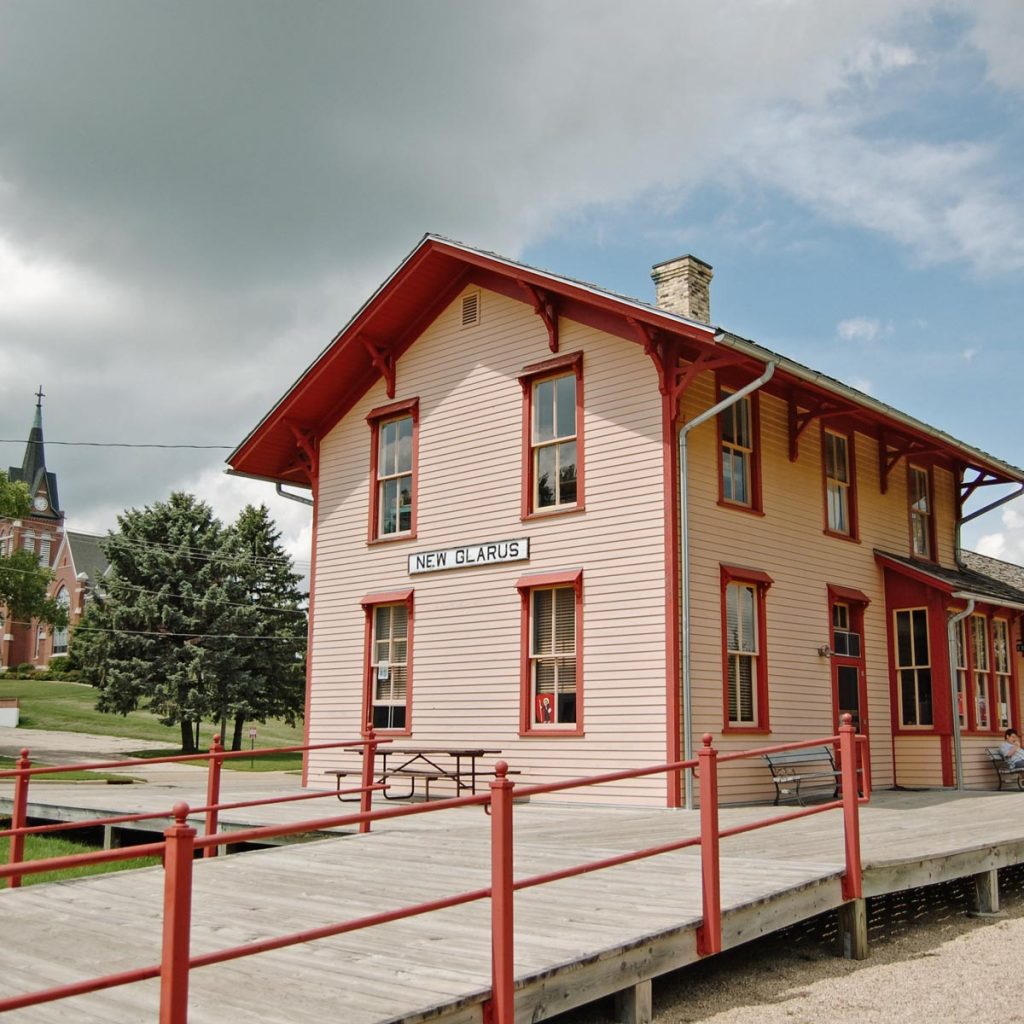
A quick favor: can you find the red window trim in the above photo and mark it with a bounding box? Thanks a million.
[958,610,1004,737]
[889,605,938,735]
[366,398,420,544]
[519,351,585,521]
[827,584,871,606]
[827,587,869,735]
[715,376,764,515]
[720,564,772,735]
[821,425,859,542]
[360,589,414,737]
[906,462,937,563]
[517,568,584,737]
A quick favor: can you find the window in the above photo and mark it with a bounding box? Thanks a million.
[517,570,583,734]
[52,588,70,655]
[21,531,34,553]
[823,429,857,538]
[721,565,772,731]
[717,386,761,512]
[361,590,413,733]
[894,608,932,727]
[908,465,933,559]
[831,603,862,658]
[970,614,993,731]
[828,587,868,733]
[519,352,584,518]
[35,626,46,660]
[954,619,968,729]
[38,537,51,567]
[993,619,1013,730]
[367,399,419,542]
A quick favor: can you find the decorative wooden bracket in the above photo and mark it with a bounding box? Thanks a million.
[877,428,945,494]
[517,281,559,352]
[285,421,319,484]
[629,318,745,421]
[959,468,1007,505]
[359,335,396,399]
[787,391,855,462]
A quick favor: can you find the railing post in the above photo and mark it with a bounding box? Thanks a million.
[839,714,863,900]
[696,734,722,956]
[160,802,196,1024]
[8,748,31,889]
[488,761,515,1024]
[359,723,378,835]
[203,733,224,859]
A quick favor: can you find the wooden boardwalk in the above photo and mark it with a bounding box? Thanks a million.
[2,788,1024,1022]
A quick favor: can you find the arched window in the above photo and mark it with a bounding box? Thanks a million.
[52,588,71,655]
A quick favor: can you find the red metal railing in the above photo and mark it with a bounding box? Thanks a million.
[0,717,867,1023]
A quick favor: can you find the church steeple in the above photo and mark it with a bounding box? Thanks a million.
[7,387,61,518]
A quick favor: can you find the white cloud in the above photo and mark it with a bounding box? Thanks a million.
[846,376,875,395]
[972,504,1024,565]
[837,317,893,343]
[846,40,919,83]
[962,347,979,362]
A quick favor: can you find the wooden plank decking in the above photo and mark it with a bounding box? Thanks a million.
[3,789,1024,1022]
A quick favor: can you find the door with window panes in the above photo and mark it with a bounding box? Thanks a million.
[831,601,867,735]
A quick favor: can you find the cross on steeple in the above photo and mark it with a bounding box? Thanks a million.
[35,385,45,409]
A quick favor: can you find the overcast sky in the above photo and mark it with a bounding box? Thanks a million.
[1,0,1022,569]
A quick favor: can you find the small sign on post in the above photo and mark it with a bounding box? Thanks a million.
[249,727,257,768]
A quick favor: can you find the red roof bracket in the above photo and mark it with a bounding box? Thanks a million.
[517,281,560,353]
[787,391,854,462]
[877,428,945,494]
[359,335,396,399]
[284,421,319,484]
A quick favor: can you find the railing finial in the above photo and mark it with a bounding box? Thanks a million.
[702,733,714,748]
[172,802,190,826]
[495,760,509,779]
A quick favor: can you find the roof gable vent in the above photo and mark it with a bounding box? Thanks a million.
[461,291,481,328]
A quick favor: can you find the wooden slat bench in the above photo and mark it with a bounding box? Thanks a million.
[764,746,841,806]
[985,748,1024,791]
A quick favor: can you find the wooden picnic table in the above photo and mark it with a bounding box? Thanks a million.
[328,746,503,801]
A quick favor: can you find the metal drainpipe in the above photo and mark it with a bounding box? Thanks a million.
[680,359,776,810]
[946,599,975,791]
[276,482,314,507]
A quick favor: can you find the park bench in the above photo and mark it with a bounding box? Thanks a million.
[984,748,1024,791]
[764,746,841,806]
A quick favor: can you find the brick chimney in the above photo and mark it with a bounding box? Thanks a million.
[650,255,713,324]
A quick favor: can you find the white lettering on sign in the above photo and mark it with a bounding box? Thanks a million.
[408,538,530,575]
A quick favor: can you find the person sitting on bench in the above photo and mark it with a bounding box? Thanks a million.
[998,729,1024,769]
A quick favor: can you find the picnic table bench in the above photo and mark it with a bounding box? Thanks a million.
[985,747,1024,791]
[764,745,842,806]
[327,747,509,801]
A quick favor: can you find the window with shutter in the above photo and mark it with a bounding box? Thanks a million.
[361,590,413,733]
[720,566,772,732]
[517,570,583,734]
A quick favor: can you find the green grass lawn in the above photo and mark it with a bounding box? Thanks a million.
[0,755,142,783]
[0,831,161,888]
[0,678,305,751]
[127,747,304,772]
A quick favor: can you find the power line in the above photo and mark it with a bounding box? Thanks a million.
[1,439,232,449]
[9,620,301,642]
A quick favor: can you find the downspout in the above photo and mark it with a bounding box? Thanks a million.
[680,357,776,810]
[946,599,975,791]
[276,482,314,507]
[955,483,1023,568]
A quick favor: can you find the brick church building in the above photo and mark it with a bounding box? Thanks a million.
[0,390,107,670]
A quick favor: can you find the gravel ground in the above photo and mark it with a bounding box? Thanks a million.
[553,865,1024,1024]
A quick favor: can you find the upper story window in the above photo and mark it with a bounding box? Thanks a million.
[717,386,761,512]
[38,536,51,567]
[895,608,932,728]
[367,399,419,542]
[21,531,35,553]
[721,565,772,732]
[52,588,70,655]
[823,428,857,539]
[519,352,584,519]
[908,465,933,559]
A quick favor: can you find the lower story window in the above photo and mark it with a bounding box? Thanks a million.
[517,570,583,734]
[895,608,932,727]
[721,565,772,731]
[361,590,413,733]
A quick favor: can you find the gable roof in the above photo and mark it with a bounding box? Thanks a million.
[229,234,1024,492]
[64,531,110,586]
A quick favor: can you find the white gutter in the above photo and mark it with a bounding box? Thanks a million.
[680,358,776,810]
[946,599,975,792]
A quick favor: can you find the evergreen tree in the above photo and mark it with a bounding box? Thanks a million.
[224,504,307,750]
[0,470,67,632]
[74,492,252,753]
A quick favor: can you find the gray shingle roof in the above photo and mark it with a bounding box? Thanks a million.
[876,549,1024,608]
[66,531,110,586]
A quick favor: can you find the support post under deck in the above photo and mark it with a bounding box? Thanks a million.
[838,898,868,960]
[614,980,652,1024]
[969,868,1002,917]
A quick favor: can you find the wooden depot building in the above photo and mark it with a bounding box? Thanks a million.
[229,235,1024,805]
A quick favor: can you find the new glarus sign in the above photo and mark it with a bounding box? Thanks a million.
[408,537,529,575]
